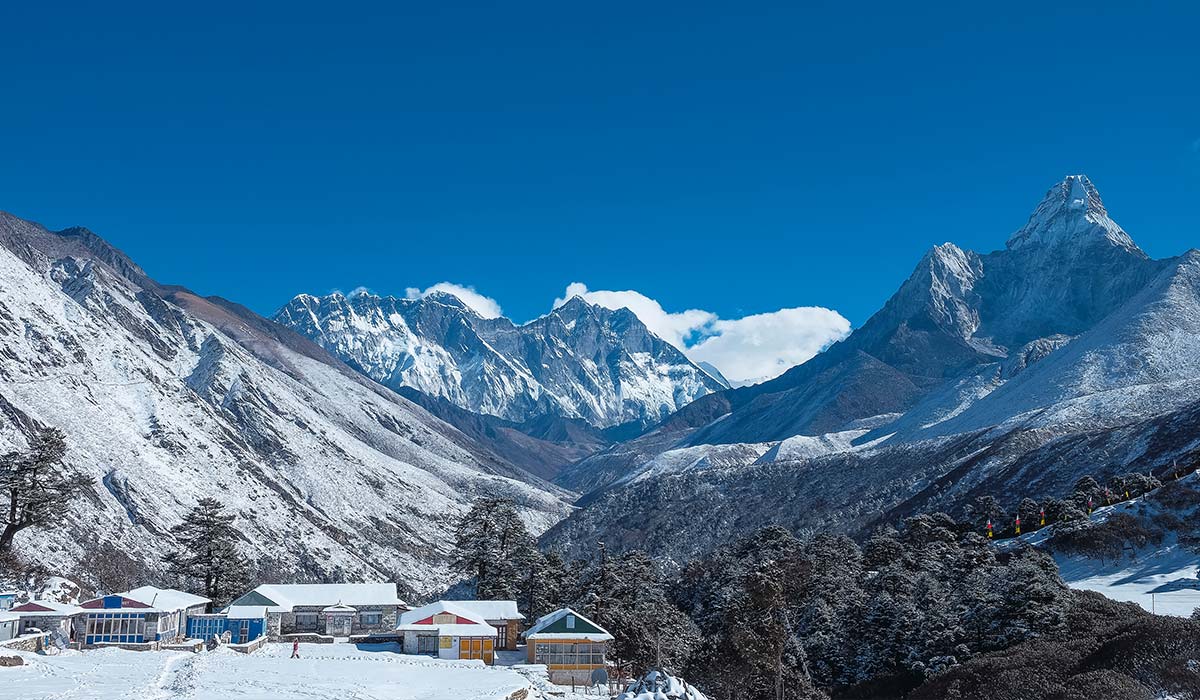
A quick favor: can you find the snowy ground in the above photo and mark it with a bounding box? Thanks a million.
[1,643,597,700]
[1054,538,1200,617]
[1002,481,1200,618]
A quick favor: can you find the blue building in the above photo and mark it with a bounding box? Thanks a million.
[0,591,16,611]
[78,586,209,647]
[187,605,268,644]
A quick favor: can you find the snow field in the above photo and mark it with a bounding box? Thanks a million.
[3,643,545,700]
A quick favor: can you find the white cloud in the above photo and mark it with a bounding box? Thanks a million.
[554,283,717,348]
[685,307,851,386]
[553,282,851,385]
[405,282,504,319]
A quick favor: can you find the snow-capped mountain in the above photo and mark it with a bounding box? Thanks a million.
[0,211,571,595]
[656,175,1162,448]
[544,175,1200,562]
[274,291,726,429]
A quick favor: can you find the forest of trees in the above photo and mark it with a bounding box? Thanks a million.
[451,499,1121,699]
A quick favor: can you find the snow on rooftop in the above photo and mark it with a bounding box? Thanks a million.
[10,600,84,616]
[225,606,269,620]
[398,601,493,627]
[395,622,499,637]
[441,600,524,621]
[248,583,406,612]
[121,586,210,612]
[523,608,613,641]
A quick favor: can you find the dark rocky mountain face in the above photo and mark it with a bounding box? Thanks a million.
[545,176,1200,565]
[274,290,727,431]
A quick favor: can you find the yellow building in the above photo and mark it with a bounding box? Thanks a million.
[524,608,614,685]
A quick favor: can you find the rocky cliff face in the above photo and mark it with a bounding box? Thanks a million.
[274,290,726,430]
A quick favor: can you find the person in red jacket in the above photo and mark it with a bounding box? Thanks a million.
[291,639,300,659]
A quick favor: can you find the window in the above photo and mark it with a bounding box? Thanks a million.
[533,641,606,668]
[84,612,146,645]
[566,615,575,629]
[495,623,507,648]
[294,613,319,628]
[361,612,382,626]
[416,635,438,654]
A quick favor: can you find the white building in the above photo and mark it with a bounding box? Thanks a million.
[395,601,499,663]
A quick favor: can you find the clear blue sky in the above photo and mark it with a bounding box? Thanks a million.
[2,1,1198,327]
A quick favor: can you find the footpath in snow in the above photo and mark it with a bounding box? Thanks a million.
[1,642,597,700]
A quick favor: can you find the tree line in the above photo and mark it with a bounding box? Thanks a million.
[452,499,1077,699]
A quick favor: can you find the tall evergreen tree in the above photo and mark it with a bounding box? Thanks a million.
[162,498,249,608]
[0,427,90,553]
[451,497,538,599]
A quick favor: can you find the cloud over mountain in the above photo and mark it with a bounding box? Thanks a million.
[404,282,504,319]
[553,282,850,384]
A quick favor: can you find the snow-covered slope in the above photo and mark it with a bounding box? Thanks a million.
[0,211,571,595]
[545,175,1200,564]
[665,175,1161,449]
[274,292,725,429]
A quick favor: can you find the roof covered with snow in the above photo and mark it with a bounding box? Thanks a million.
[235,583,406,612]
[10,600,84,617]
[394,622,498,637]
[121,586,210,612]
[225,606,269,619]
[398,600,492,626]
[523,608,613,641]
[440,600,523,621]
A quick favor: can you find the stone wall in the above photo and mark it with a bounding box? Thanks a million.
[279,633,334,644]
[0,633,45,653]
[229,636,269,654]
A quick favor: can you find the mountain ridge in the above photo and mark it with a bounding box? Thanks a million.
[274,288,727,431]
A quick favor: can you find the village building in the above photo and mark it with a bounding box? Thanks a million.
[77,586,209,648]
[395,601,499,663]
[440,600,524,650]
[186,605,270,644]
[9,600,85,642]
[0,590,16,611]
[523,608,614,685]
[227,583,406,639]
[0,611,19,642]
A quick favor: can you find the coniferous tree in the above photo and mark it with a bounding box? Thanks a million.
[0,427,90,553]
[451,497,538,599]
[163,498,249,608]
[574,546,699,675]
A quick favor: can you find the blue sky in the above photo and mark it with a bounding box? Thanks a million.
[2,2,1198,381]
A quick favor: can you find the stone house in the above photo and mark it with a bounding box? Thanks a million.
[8,600,85,642]
[228,583,407,640]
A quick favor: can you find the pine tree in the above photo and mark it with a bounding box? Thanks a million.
[0,427,91,553]
[516,549,575,621]
[162,498,250,608]
[451,497,537,599]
